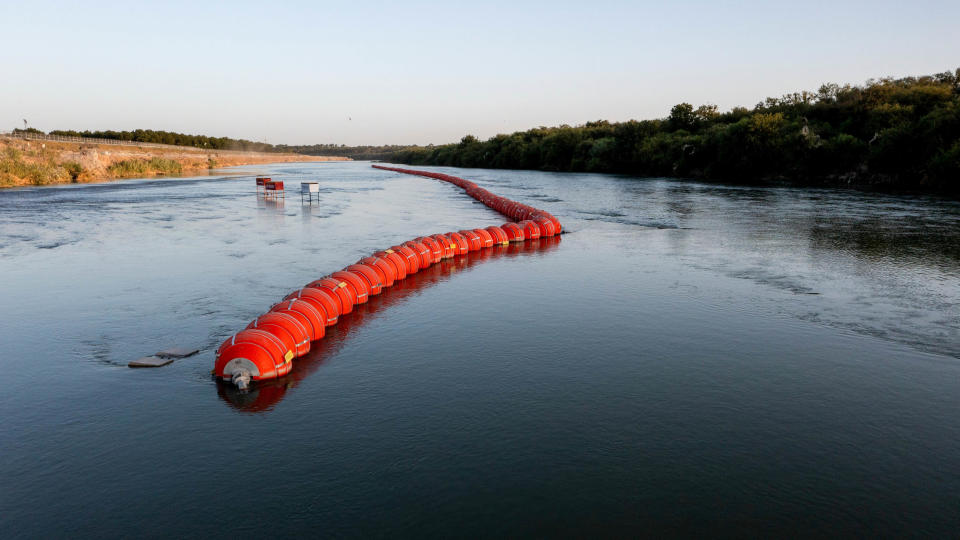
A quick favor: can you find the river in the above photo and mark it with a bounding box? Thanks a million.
[1,161,958,536]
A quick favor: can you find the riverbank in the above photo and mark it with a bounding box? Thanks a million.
[0,136,348,188]
[389,70,960,197]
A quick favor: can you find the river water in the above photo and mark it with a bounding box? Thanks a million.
[1,162,958,537]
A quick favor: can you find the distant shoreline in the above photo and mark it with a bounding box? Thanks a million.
[0,136,348,188]
[389,70,960,198]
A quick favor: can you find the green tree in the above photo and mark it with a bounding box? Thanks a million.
[668,103,696,131]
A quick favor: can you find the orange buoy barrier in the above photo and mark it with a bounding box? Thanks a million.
[270,299,325,341]
[375,250,409,280]
[473,228,495,247]
[446,232,470,255]
[518,220,541,240]
[403,241,433,269]
[217,236,562,411]
[215,329,293,389]
[359,256,396,287]
[415,237,443,263]
[485,226,510,245]
[246,319,298,360]
[459,229,482,251]
[395,246,421,274]
[284,288,339,326]
[345,264,383,295]
[331,271,370,304]
[308,277,356,315]
[389,249,414,277]
[214,165,563,388]
[534,216,556,237]
[430,234,455,259]
[247,312,311,357]
[500,222,525,242]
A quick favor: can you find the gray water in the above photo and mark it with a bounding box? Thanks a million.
[1,162,958,537]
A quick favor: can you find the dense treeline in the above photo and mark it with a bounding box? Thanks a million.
[42,129,277,152]
[275,143,407,161]
[390,70,960,195]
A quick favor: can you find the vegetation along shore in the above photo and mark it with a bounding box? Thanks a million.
[0,136,347,188]
[390,70,960,196]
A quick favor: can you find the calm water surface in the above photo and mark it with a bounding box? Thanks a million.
[1,162,958,537]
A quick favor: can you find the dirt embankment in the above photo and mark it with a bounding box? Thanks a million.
[0,137,349,188]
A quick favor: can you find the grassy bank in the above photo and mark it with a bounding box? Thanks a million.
[0,138,348,188]
[390,69,960,196]
[107,158,183,177]
[0,147,82,186]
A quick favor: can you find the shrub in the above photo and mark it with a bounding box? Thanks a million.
[62,162,83,181]
[0,148,69,185]
[108,158,182,177]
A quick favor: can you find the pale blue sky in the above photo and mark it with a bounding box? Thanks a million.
[2,1,957,145]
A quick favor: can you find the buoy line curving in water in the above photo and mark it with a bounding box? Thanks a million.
[214,165,563,389]
[217,236,561,412]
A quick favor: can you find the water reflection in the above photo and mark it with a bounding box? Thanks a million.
[808,216,960,269]
[424,166,959,356]
[256,195,285,210]
[217,235,562,413]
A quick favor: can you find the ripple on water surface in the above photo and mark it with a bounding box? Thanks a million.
[0,162,959,537]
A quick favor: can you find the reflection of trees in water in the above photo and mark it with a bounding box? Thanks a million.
[217,235,562,413]
[808,216,960,268]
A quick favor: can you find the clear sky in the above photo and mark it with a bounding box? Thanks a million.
[2,0,958,145]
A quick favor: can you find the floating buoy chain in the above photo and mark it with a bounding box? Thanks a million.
[213,166,563,388]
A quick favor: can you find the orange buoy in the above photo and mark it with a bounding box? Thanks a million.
[374,250,409,280]
[217,329,290,364]
[403,240,433,269]
[430,234,455,259]
[345,263,383,295]
[285,288,338,326]
[359,256,396,287]
[533,216,556,237]
[308,277,356,315]
[518,220,541,240]
[472,228,495,248]
[391,245,421,275]
[500,222,525,242]
[446,232,470,255]
[245,318,299,360]
[215,329,293,388]
[246,312,311,357]
[269,302,319,340]
[458,229,482,251]
[485,225,510,245]
[415,236,443,263]
[270,298,325,340]
[331,270,370,304]
[540,213,562,234]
